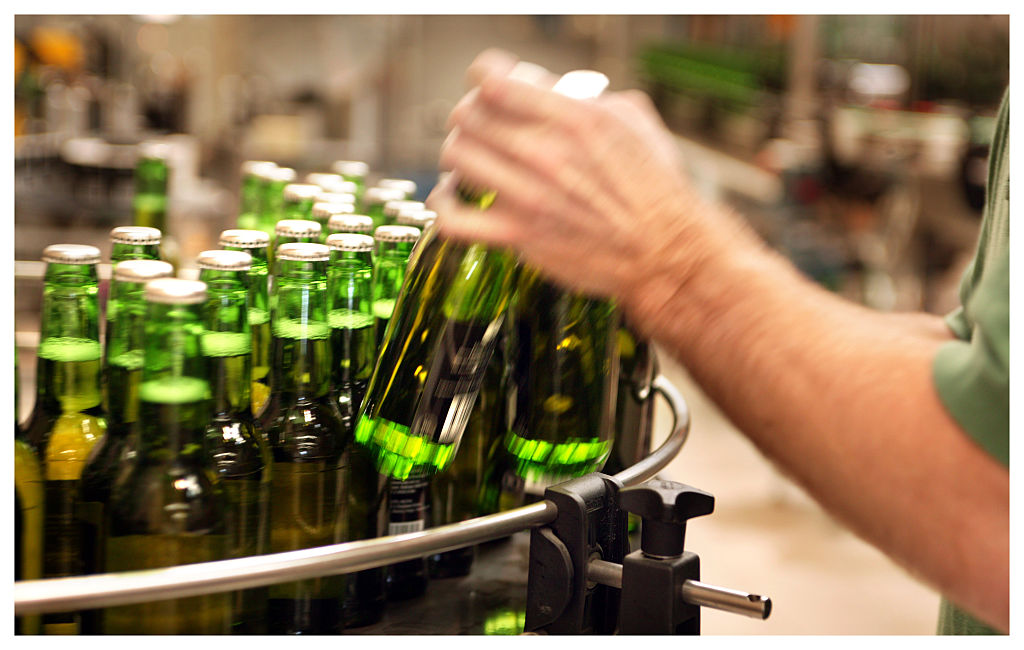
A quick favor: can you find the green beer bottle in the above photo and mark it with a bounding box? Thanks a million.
[282,183,322,222]
[132,141,170,232]
[220,229,273,417]
[326,234,387,627]
[109,226,162,266]
[382,200,425,227]
[103,278,231,634]
[15,349,44,635]
[256,165,297,239]
[198,249,272,635]
[326,211,374,237]
[363,187,406,230]
[238,161,278,230]
[258,243,348,635]
[355,68,609,482]
[274,219,322,258]
[314,202,360,241]
[78,259,173,634]
[21,245,106,635]
[376,178,417,199]
[506,266,620,493]
[331,159,369,202]
[369,225,421,350]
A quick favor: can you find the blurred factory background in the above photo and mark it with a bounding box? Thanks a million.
[12,14,1010,634]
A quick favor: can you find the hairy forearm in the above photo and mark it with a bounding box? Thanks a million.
[624,206,1009,631]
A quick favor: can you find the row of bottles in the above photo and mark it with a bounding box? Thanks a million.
[15,93,656,633]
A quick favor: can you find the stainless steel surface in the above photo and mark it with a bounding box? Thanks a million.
[15,372,691,615]
[681,579,772,620]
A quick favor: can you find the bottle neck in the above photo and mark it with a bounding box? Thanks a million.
[105,280,148,429]
[271,262,332,397]
[36,264,102,412]
[138,301,212,460]
[200,272,253,417]
[111,243,161,265]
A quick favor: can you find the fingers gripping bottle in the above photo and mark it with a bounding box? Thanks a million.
[355,67,610,482]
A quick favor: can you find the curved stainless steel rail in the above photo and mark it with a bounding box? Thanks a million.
[15,374,689,616]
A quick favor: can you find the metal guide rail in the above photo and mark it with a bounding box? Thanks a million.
[15,375,691,617]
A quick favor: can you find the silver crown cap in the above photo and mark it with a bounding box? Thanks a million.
[145,278,207,304]
[384,200,425,217]
[313,201,357,219]
[377,178,417,197]
[241,160,277,176]
[113,259,174,283]
[219,229,270,248]
[315,192,357,206]
[283,183,322,202]
[110,226,162,245]
[374,225,420,243]
[328,214,374,232]
[275,220,322,237]
[197,249,253,271]
[363,187,406,206]
[397,209,437,227]
[268,167,297,183]
[276,242,330,262]
[326,233,374,253]
[43,244,101,265]
[331,160,369,178]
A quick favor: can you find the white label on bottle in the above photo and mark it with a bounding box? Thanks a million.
[388,520,425,536]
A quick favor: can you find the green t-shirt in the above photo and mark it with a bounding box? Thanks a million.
[932,91,1009,635]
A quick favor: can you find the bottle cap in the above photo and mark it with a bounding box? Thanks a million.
[145,278,208,305]
[326,233,375,253]
[268,166,297,183]
[219,229,270,249]
[363,187,406,207]
[327,213,374,233]
[397,209,437,229]
[275,220,322,239]
[110,226,162,245]
[315,191,357,206]
[331,160,369,178]
[197,249,253,271]
[241,160,277,177]
[42,244,101,265]
[373,225,420,244]
[313,202,357,220]
[384,199,425,218]
[113,259,174,283]
[377,178,417,197]
[283,183,322,202]
[276,242,331,262]
[306,173,357,195]
[137,140,172,161]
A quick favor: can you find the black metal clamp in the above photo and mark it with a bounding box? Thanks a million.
[525,476,771,635]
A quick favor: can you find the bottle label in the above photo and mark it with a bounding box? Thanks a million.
[388,476,428,535]
[411,317,502,445]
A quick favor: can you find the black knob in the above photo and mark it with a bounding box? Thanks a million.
[619,479,715,557]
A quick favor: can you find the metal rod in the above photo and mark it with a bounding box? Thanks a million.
[585,560,771,621]
[681,580,772,620]
[15,373,691,615]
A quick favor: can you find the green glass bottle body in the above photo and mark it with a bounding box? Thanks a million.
[15,437,44,635]
[331,160,369,205]
[326,234,388,626]
[370,226,420,350]
[257,244,349,635]
[505,267,620,493]
[132,143,170,232]
[20,246,106,635]
[257,166,296,240]
[238,161,277,231]
[104,279,231,634]
[79,259,173,634]
[220,229,272,417]
[355,201,518,481]
[199,251,273,634]
[281,183,321,222]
